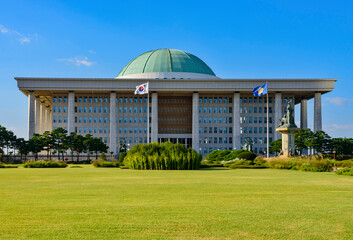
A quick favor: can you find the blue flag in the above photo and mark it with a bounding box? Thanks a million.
[253,83,268,97]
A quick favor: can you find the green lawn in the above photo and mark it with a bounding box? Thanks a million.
[0,166,352,240]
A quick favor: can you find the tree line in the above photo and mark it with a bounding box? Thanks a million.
[0,125,108,162]
[270,129,353,156]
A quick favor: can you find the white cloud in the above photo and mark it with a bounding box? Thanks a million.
[0,24,35,44]
[325,124,353,131]
[0,25,9,34]
[57,56,95,67]
[88,50,96,54]
[325,97,353,106]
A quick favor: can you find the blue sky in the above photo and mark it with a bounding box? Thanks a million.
[0,0,352,139]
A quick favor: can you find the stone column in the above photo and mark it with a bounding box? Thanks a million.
[314,92,322,132]
[192,92,199,152]
[300,99,308,129]
[28,91,35,139]
[68,91,75,134]
[47,107,52,131]
[40,102,46,133]
[35,96,41,134]
[109,92,117,154]
[233,92,241,150]
[274,92,282,140]
[151,92,158,142]
[44,107,49,132]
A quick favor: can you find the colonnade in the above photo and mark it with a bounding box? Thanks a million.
[27,91,52,139]
[27,91,323,154]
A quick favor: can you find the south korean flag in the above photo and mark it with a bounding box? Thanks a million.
[134,82,149,95]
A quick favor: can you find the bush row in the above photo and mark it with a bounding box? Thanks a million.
[0,162,18,168]
[92,160,119,168]
[23,161,68,168]
[205,149,251,163]
[266,158,332,172]
[336,168,353,176]
[124,142,202,170]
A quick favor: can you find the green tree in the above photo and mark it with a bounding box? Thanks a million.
[28,134,44,160]
[51,128,68,161]
[269,139,282,155]
[16,138,30,161]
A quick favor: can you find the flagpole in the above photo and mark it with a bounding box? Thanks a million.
[147,82,150,144]
[266,81,269,159]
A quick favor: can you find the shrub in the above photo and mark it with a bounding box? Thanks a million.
[124,142,202,170]
[334,160,353,168]
[237,152,257,161]
[336,168,353,176]
[0,162,18,168]
[120,165,130,169]
[23,161,67,168]
[300,159,332,172]
[200,161,224,168]
[99,152,107,161]
[229,159,267,169]
[92,160,119,168]
[266,158,333,172]
[118,152,127,164]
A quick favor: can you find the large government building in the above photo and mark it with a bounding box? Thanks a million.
[16,49,337,155]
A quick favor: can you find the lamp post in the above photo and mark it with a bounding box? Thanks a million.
[332,150,336,160]
[127,143,130,151]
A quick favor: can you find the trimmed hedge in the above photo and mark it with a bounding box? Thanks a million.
[23,161,67,168]
[0,162,18,168]
[229,158,267,169]
[237,152,257,161]
[205,149,253,163]
[92,160,119,168]
[336,168,353,176]
[265,158,332,172]
[124,142,202,170]
[334,160,353,168]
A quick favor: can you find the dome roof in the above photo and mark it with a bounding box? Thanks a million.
[117,48,217,79]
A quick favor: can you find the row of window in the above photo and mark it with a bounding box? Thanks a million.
[240,127,273,134]
[199,146,268,155]
[53,106,67,113]
[74,106,109,113]
[118,127,147,134]
[240,117,272,124]
[199,127,232,134]
[240,106,273,114]
[199,117,232,124]
[53,116,67,123]
[53,96,149,104]
[200,137,233,144]
[118,117,148,124]
[77,127,109,134]
[199,107,232,114]
[199,97,232,104]
[75,117,109,124]
[54,105,278,115]
[240,97,293,104]
[240,137,273,145]
[119,137,147,144]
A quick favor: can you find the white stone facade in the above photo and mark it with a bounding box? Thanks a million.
[16,77,336,155]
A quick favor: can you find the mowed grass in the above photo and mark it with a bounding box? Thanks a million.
[0,166,352,240]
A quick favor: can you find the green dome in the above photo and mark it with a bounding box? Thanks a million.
[117,49,216,77]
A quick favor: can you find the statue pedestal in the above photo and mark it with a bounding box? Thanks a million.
[276,127,300,157]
